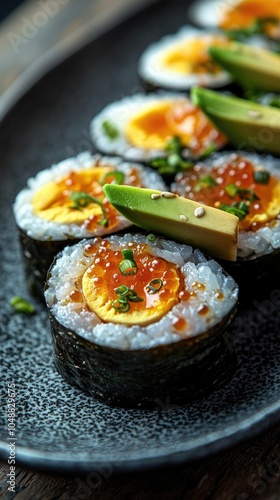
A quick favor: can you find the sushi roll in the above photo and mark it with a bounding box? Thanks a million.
[171,151,280,286]
[188,0,280,42]
[89,92,227,163]
[138,26,232,91]
[45,233,239,408]
[13,152,166,298]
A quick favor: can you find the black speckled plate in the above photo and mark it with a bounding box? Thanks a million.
[1,0,280,475]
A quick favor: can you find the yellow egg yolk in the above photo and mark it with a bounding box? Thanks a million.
[173,156,280,231]
[161,36,229,75]
[219,0,280,39]
[32,166,141,230]
[125,100,227,155]
[81,241,182,326]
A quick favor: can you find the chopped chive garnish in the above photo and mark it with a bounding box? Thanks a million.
[121,249,134,260]
[119,248,137,275]
[199,142,217,159]
[195,175,218,192]
[119,259,137,275]
[225,17,279,40]
[238,201,250,214]
[219,203,247,221]
[113,285,143,313]
[165,136,183,154]
[99,170,125,186]
[225,184,259,201]
[237,187,259,201]
[69,191,108,226]
[112,300,130,312]
[10,296,35,314]
[101,120,119,140]
[225,183,239,198]
[146,278,163,294]
[253,170,270,184]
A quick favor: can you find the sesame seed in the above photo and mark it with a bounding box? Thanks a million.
[161,191,176,198]
[247,110,262,119]
[151,193,160,200]
[179,214,188,221]
[194,206,205,218]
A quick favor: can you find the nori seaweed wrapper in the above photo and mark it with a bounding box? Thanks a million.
[17,225,79,299]
[47,304,238,409]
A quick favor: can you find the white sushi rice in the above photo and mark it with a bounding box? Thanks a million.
[172,151,280,260]
[13,151,166,241]
[138,26,232,90]
[90,92,202,162]
[45,233,238,351]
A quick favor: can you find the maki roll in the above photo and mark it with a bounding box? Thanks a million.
[45,233,239,408]
[13,152,166,298]
[171,151,280,285]
[188,0,280,42]
[89,92,227,162]
[138,26,232,91]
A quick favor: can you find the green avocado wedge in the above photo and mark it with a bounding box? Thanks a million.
[209,42,280,92]
[104,185,238,261]
[191,87,280,155]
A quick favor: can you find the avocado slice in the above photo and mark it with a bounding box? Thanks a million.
[104,185,238,261]
[191,86,280,155]
[209,42,280,92]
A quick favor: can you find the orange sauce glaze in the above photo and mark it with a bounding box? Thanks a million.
[82,240,182,315]
[53,166,141,231]
[173,155,280,231]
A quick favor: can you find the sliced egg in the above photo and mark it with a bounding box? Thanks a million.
[90,92,227,162]
[15,152,166,241]
[171,151,280,258]
[82,241,181,326]
[138,26,232,90]
[189,0,280,41]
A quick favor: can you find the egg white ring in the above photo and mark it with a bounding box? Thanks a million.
[90,91,222,162]
[138,25,232,90]
[13,151,166,241]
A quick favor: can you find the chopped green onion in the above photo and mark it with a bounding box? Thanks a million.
[69,191,108,226]
[238,201,250,214]
[119,259,137,276]
[225,183,239,198]
[126,290,143,302]
[99,170,125,186]
[165,136,183,154]
[113,285,143,313]
[115,285,130,297]
[10,296,35,314]
[237,187,259,201]
[147,234,156,242]
[225,17,279,40]
[112,300,130,312]
[146,278,163,294]
[195,175,218,192]
[253,170,270,184]
[199,142,217,159]
[219,203,247,221]
[121,249,134,260]
[101,120,119,140]
[167,153,182,169]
